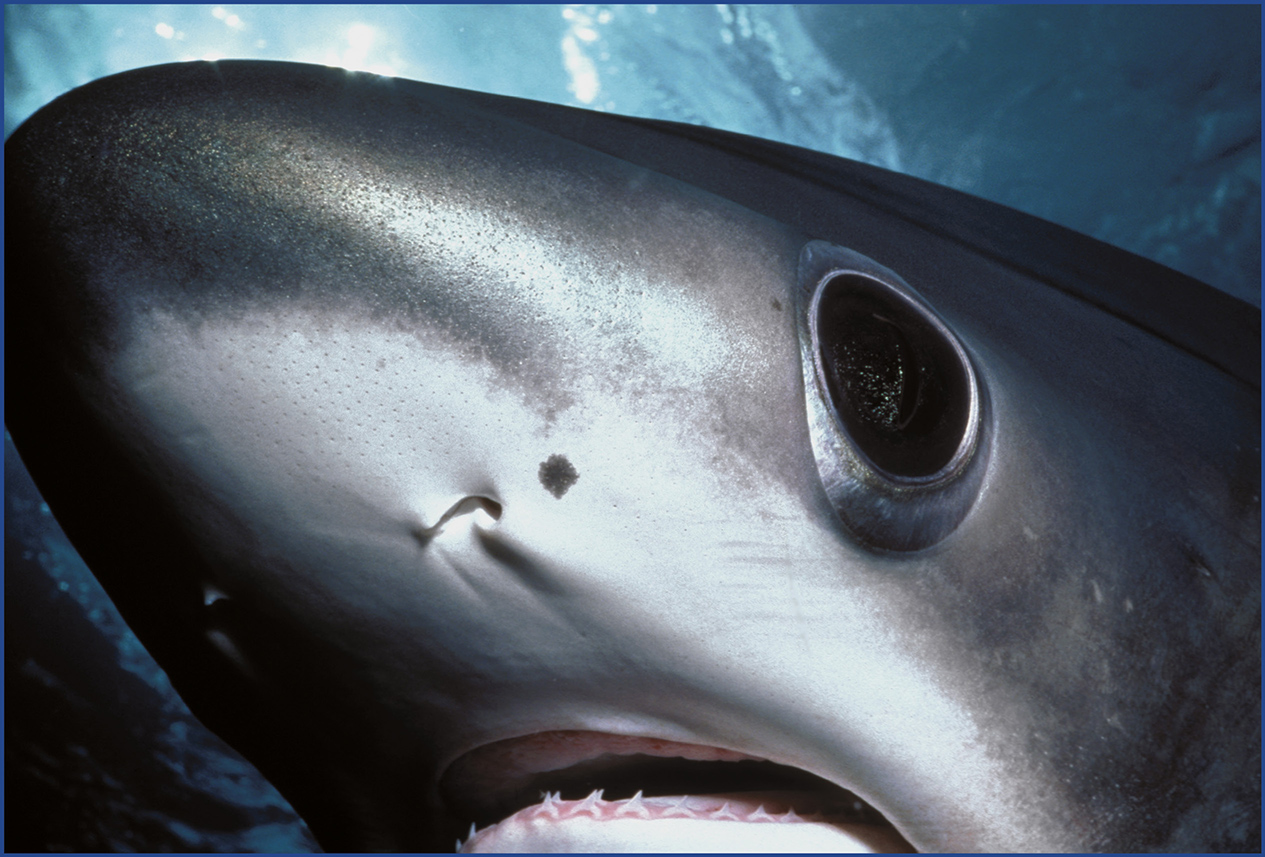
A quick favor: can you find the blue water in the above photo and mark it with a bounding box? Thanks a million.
[3,5,1260,852]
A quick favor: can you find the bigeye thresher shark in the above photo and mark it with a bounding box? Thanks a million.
[5,61,1260,853]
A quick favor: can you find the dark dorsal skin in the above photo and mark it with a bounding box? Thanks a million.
[5,61,1259,852]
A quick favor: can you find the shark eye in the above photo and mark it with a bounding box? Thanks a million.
[815,273,972,480]
[796,241,989,552]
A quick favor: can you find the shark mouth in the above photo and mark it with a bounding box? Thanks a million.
[440,731,915,853]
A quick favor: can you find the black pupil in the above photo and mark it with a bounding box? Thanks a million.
[817,274,970,478]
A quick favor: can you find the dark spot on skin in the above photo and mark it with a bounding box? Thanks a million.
[771,298,783,312]
[538,454,579,499]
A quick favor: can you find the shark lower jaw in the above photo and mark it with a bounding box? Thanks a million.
[440,730,915,853]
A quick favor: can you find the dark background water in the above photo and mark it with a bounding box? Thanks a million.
[4,4,1260,852]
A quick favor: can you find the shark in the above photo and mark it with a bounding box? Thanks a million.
[5,60,1260,852]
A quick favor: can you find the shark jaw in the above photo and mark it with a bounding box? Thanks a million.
[442,731,914,853]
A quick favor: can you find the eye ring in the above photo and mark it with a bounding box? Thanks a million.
[795,240,990,551]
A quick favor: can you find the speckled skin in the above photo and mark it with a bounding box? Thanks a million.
[5,61,1259,852]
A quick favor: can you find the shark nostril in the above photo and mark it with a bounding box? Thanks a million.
[414,495,503,543]
[464,496,503,522]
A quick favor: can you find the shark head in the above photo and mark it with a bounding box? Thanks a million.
[6,61,1259,852]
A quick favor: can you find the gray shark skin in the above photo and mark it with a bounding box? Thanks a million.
[5,61,1260,852]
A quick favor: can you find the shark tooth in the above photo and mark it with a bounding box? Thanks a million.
[573,788,606,818]
[614,790,652,819]
[662,795,698,819]
[748,804,775,823]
